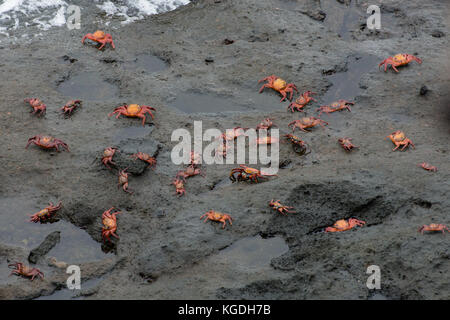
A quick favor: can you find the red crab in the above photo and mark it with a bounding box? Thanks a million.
[258,75,298,102]
[256,118,276,130]
[9,262,44,281]
[317,100,354,117]
[220,127,247,141]
[284,134,310,155]
[325,218,366,233]
[102,147,118,169]
[29,201,62,223]
[379,53,422,72]
[101,207,121,242]
[386,130,415,151]
[61,100,82,117]
[131,152,157,169]
[338,137,359,151]
[418,224,449,234]
[215,141,231,158]
[189,151,202,167]
[173,178,186,196]
[200,210,233,229]
[82,30,115,50]
[26,135,69,152]
[109,104,156,126]
[418,162,437,172]
[287,91,317,112]
[230,165,277,183]
[24,98,46,117]
[288,117,328,132]
[269,200,295,215]
[176,166,203,181]
[118,169,132,194]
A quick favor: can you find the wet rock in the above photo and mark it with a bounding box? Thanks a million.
[419,85,429,96]
[223,38,234,45]
[28,231,61,264]
[431,30,444,38]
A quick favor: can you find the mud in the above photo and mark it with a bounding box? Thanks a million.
[0,0,449,299]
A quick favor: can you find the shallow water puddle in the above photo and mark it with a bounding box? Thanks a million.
[0,196,105,265]
[57,73,119,101]
[322,53,379,104]
[169,92,251,114]
[217,235,289,270]
[125,54,168,73]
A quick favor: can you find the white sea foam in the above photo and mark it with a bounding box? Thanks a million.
[0,0,190,38]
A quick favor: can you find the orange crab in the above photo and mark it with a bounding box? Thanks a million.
[102,147,118,169]
[284,134,310,155]
[101,207,121,242]
[418,162,437,172]
[256,118,276,130]
[131,152,157,168]
[379,53,422,72]
[418,224,449,234]
[9,262,44,281]
[118,169,132,194]
[24,98,46,117]
[200,210,233,229]
[269,200,295,215]
[288,117,328,132]
[317,100,354,117]
[82,30,115,50]
[325,218,366,233]
[189,151,202,167]
[172,178,186,196]
[220,127,247,141]
[109,104,156,126]
[176,166,203,181]
[338,137,358,151]
[29,201,62,223]
[386,130,415,151]
[61,100,82,117]
[230,165,276,183]
[258,75,298,102]
[287,91,316,112]
[26,135,69,152]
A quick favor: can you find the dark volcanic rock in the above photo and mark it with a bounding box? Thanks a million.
[28,231,61,264]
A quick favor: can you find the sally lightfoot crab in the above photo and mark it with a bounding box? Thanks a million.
[418,224,449,234]
[418,162,437,172]
[379,54,422,72]
[325,218,366,233]
[258,75,298,102]
[102,147,118,169]
[131,152,157,169]
[256,118,276,130]
[338,137,358,151]
[109,104,156,126]
[200,210,233,229]
[24,98,46,117]
[26,135,69,152]
[288,117,328,132]
[9,262,44,281]
[284,134,310,155]
[118,169,132,194]
[317,100,354,117]
[386,130,415,151]
[102,207,121,242]
[269,200,295,215]
[29,201,62,223]
[82,30,115,50]
[61,100,82,117]
[287,91,316,112]
[172,178,186,196]
[230,165,276,183]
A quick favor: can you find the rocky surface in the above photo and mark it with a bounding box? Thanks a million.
[0,0,449,299]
